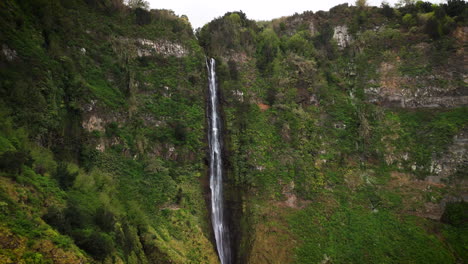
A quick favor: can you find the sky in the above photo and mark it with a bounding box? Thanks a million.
[146,0,443,29]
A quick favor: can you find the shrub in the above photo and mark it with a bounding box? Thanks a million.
[425,16,441,39]
[286,31,315,57]
[53,163,78,190]
[0,150,33,175]
[135,8,151,26]
[416,1,433,12]
[74,230,114,260]
[256,28,280,74]
[441,202,468,227]
[443,0,468,17]
[227,60,239,80]
[42,206,67,232]
[403,13,416,27]
[381,3,395,18]
[95,206,116,232]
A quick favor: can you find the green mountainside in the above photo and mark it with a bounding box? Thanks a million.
[0,0,467,263]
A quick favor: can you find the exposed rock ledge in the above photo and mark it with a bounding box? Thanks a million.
[365,60,468,108]
[333,25,352,49]
[427,127,468,184]
[365,90,468,108]
[135,38,188,58]
[112,37,188,58]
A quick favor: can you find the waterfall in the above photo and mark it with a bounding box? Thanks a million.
[207,58,231,264]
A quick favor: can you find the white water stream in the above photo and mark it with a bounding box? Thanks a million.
[207,58,231,264]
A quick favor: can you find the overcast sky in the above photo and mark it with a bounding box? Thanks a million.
[146,0,444,29]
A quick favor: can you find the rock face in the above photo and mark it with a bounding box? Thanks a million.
[135,38,188,58]
[427,127,468,183]
[365,86,468,108]
[1,44,17,61]
[333,25,351,49]
[365,60,468,108]
[114,37,188,58]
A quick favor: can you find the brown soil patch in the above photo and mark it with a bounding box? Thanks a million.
[248,204,297,264]
[257,103,270,111]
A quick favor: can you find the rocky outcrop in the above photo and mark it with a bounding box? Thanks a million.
[81,100,126,152]
[111,37,188,59]
[135,38,188,58]
[333,25,351,49]
[1,44,17,61]
[427,127,468,183]
[365,85,468,108]
[365,60,468,108]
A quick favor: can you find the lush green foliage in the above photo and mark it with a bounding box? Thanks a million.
[0,0,214,263]
[290,203,456,263]
[203,2,467,263]
[1,0,466,263]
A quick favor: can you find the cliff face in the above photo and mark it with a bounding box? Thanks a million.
[198,3,467,263]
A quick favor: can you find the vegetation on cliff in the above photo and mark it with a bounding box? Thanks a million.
[0,0,217,263]
[0,0,467,263]
[198,1,467,263]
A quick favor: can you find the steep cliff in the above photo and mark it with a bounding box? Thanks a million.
[0,0,218,263]
[198,3,467,263]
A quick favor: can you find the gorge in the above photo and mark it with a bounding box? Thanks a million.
[0,0,467,263]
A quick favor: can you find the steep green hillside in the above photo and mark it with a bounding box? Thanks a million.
[198,2,467,263]
[0,0,218,263]
[1,0,467,263]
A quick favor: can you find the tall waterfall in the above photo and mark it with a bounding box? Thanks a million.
[207,58,231,264]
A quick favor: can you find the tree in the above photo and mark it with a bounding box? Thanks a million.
[0,150,33,175]
[396,0,416,7]
[381,2,395,18]
[355,0,368,8]
[53,163,78,190]
[443,0,468,17]
[135,7,151,25]
[125,0,149,10]
[256,28,280,74]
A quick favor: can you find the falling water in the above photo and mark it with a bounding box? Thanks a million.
[207,58,231,264]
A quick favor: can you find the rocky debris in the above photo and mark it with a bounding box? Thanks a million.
[2,44,17,61]
[333,25,351,49]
